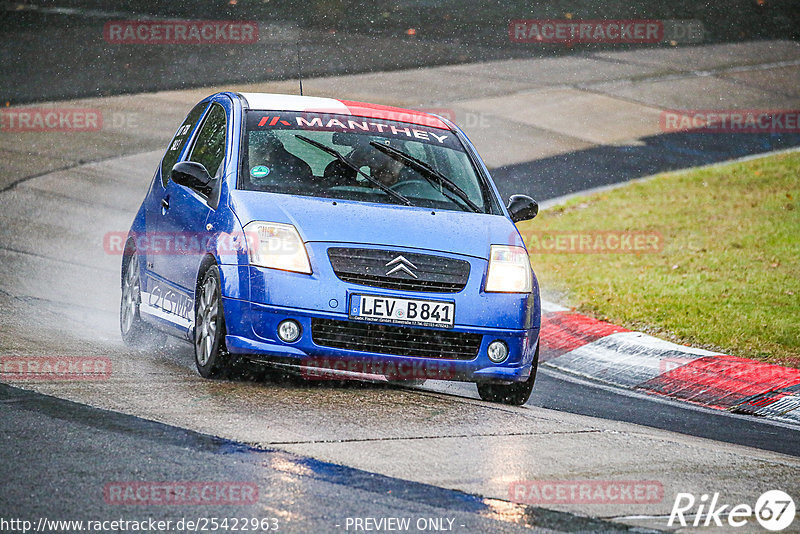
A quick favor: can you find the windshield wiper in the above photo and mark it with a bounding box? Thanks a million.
[369,141,481,213]
[294,135,412,207]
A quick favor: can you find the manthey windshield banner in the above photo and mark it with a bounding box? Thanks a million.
[246,111,457,149]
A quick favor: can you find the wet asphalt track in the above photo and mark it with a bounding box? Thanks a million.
[1,148,798,533]
[430,368,800,457]
[1,383,631,534]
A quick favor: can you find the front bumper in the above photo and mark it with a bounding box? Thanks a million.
[223,297,538,383]
[217,243,540,383]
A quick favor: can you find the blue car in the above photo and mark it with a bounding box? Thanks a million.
[120,92,541,405]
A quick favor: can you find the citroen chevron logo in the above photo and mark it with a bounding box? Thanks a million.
[385,255,418,278]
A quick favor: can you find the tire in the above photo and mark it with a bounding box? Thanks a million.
[476,344,539,406]
[120,250,159,348]
[194,265,231,378]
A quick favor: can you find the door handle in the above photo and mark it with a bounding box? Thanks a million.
[161,198,170,210]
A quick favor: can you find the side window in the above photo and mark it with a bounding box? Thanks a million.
[160,103,208,187]
[189,104,227,179]
[439,148,484,208]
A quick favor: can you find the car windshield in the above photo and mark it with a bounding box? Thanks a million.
[240,111,495,214]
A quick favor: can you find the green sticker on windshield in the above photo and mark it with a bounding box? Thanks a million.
[250,165,270,178]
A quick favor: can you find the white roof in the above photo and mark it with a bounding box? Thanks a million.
[238,92,350,113]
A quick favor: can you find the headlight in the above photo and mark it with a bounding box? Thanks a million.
[243,221,312,274]
[485,245,532,293]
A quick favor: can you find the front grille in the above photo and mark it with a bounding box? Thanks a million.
[328,248,470,293]
[311,318,481,360]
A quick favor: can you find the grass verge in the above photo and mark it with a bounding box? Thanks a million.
[517,151,800,367]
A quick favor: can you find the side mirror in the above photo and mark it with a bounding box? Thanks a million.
[171,161,213,195]
[507,194,538,223]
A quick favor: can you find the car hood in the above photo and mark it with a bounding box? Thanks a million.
[230,191,523,259]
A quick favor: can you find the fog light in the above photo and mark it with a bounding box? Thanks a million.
[277,320,301,343]
[487,340,509,363]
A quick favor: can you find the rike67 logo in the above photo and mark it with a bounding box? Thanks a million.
[669,490,795,531]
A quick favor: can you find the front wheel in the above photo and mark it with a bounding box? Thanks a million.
[194,266,231,378]
[477,344,539,406]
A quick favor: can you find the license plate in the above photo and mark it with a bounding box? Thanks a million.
[349,294,455,329]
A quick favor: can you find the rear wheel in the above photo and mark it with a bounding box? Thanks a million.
[120,250,160,348]
[194,266,231,378]
[477,344,539,406]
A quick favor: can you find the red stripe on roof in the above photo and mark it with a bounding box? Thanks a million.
[539,311,630,362]
[338,100,450,130]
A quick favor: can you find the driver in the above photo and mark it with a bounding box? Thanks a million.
[249,133,313,184]
[348,139,405,187]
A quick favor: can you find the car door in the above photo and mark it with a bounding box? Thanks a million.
[147,102,229,336]
[140,101,208,334]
